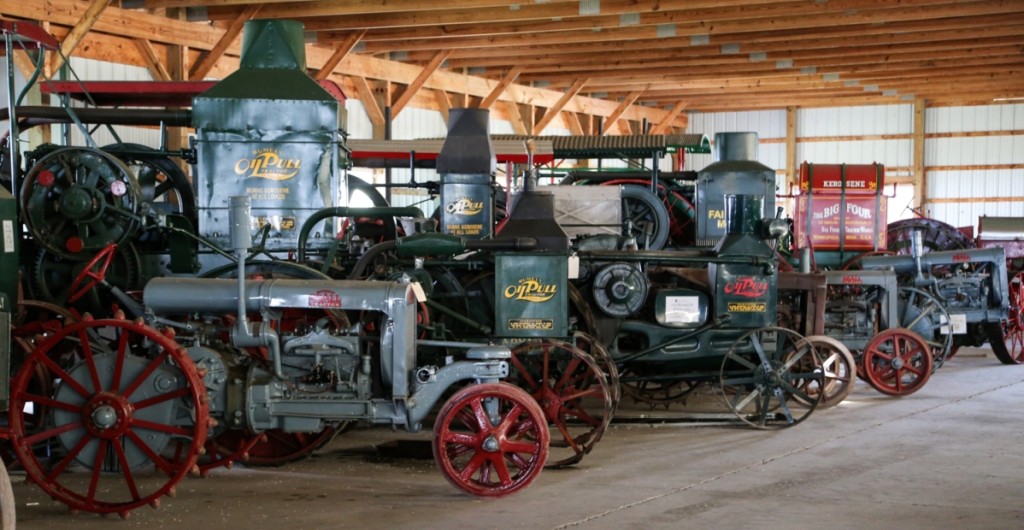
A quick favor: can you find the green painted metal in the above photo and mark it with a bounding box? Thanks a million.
[495,253,568,338]
[192,19,343,254]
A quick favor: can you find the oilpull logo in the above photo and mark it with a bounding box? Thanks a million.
[234,148,301,180]
[504,278,557,302]
[445,197,485,216]
[724,277,768,298]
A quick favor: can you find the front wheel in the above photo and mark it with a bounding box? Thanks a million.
[433,383,548,497]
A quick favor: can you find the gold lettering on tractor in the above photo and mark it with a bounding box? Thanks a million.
[445,197,485,216]
[503,278,557,302]
[234,148,302,181]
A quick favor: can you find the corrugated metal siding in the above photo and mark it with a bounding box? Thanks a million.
[925,104,1024,231]
[684,109,786,172]
[799,104,913,136]
[797,139,912,166]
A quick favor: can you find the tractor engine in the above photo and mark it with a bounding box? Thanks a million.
[935,269,988,312]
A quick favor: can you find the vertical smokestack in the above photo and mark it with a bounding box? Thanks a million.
[714,132,759,162]
[437,108,496,175]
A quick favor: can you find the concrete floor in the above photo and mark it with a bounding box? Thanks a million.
[11,347,1024,529]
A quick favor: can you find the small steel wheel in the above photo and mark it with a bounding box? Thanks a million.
[862,328,933,396]
[803,335,857,408]
[9,316,209,516]
[719,326,823,429]
[433,383,548,497]
[510,339,614,467]
[208,427,338,467]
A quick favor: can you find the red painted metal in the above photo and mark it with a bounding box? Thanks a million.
[861,328,932,396]
[0,20,59,50]
[433,383,548,497]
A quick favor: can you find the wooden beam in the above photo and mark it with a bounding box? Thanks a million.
[134,39,171,81]
[563,111,585,136]
[352,76,386,127]
[434,89,452,125]
[391,49,452,118]
[533,78,588,135]
[913,98,927,214]
[314,29,366,80]
[601,90,643,134]
[649,100,688,135]
[503,90,529,135]
[786,106,797,193]
[479,66,523,110]
[189,4,260,80]
[52,0,113,75]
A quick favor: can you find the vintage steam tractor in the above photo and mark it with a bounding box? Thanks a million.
[2,19,551,517]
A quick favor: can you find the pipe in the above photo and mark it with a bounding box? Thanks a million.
[296,206,423,262]
[0,106,192,127]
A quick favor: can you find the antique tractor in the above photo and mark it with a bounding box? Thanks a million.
[573,191,826,428]
[860,232,1011,363]
[6,195,550,516]
[820,269,948,396]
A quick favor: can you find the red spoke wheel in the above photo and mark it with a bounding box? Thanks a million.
[208,427,338,466]
[995,272,1024,364]
[862,328,933,396]
[803,335,857,408]
[572,331,621,410]
[433,383,548,497]
[509,339,613,467]
[719,327,823,429]
[9,317,209,516]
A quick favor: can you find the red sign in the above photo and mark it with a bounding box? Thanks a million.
[724,277,769,298]
[799,163,883,195]
[841,275,863,285]
[309,289,342,308]
[952,253,971,263]
[794,196,887,251]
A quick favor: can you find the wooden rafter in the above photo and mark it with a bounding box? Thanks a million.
[533,78,588,135]
[649,100,688,135]
[314,29,366,80]
[391,49,451,118]
[189,4,261,80]
[352,75,385,126]
[52,0,112,75]
[479,66,523,110]
[434,89,451,124]
[134,39,171,81]
[601,91,643,134]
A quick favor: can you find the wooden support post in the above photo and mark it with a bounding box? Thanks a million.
[913,98,927,215]
[786,106,798,193]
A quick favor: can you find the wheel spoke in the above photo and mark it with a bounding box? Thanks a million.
[132,387,190,410]
[121,348,171,398]
[77,328,103,393]
[87,439,108,503]
[130,418,192,437]
[17,391,81,413]
[44,432,92,481]
[112,437,143,502]
[22,420,83,447]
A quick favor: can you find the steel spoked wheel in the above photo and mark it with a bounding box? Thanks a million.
[803,335,857,408]
[719,326,823,429]
[996,272,1024,364]
[898,287,952,370]
[572,331,621,409]
[9,317,209,516]
[862,328,933,396]
[433,383,548,497]
[510,340,614,467]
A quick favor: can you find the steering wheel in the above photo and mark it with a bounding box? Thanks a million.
[68,244,118,303]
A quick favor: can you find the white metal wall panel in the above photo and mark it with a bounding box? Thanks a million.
[797,139,912,166]
[798,104,913,136]
[927,136,1024,166]
[391,107,447,140]
[684,109,786,172]
[344,100,374,139]
[928,104,1024,133]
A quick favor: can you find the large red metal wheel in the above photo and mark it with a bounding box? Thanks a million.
[861,328,933,396]
[433,383,548,497]
[8,317,209,517]
[509,339,613,467]
[996,271,1024,364]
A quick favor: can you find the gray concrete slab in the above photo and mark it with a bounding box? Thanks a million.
[12,348,1024,529]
